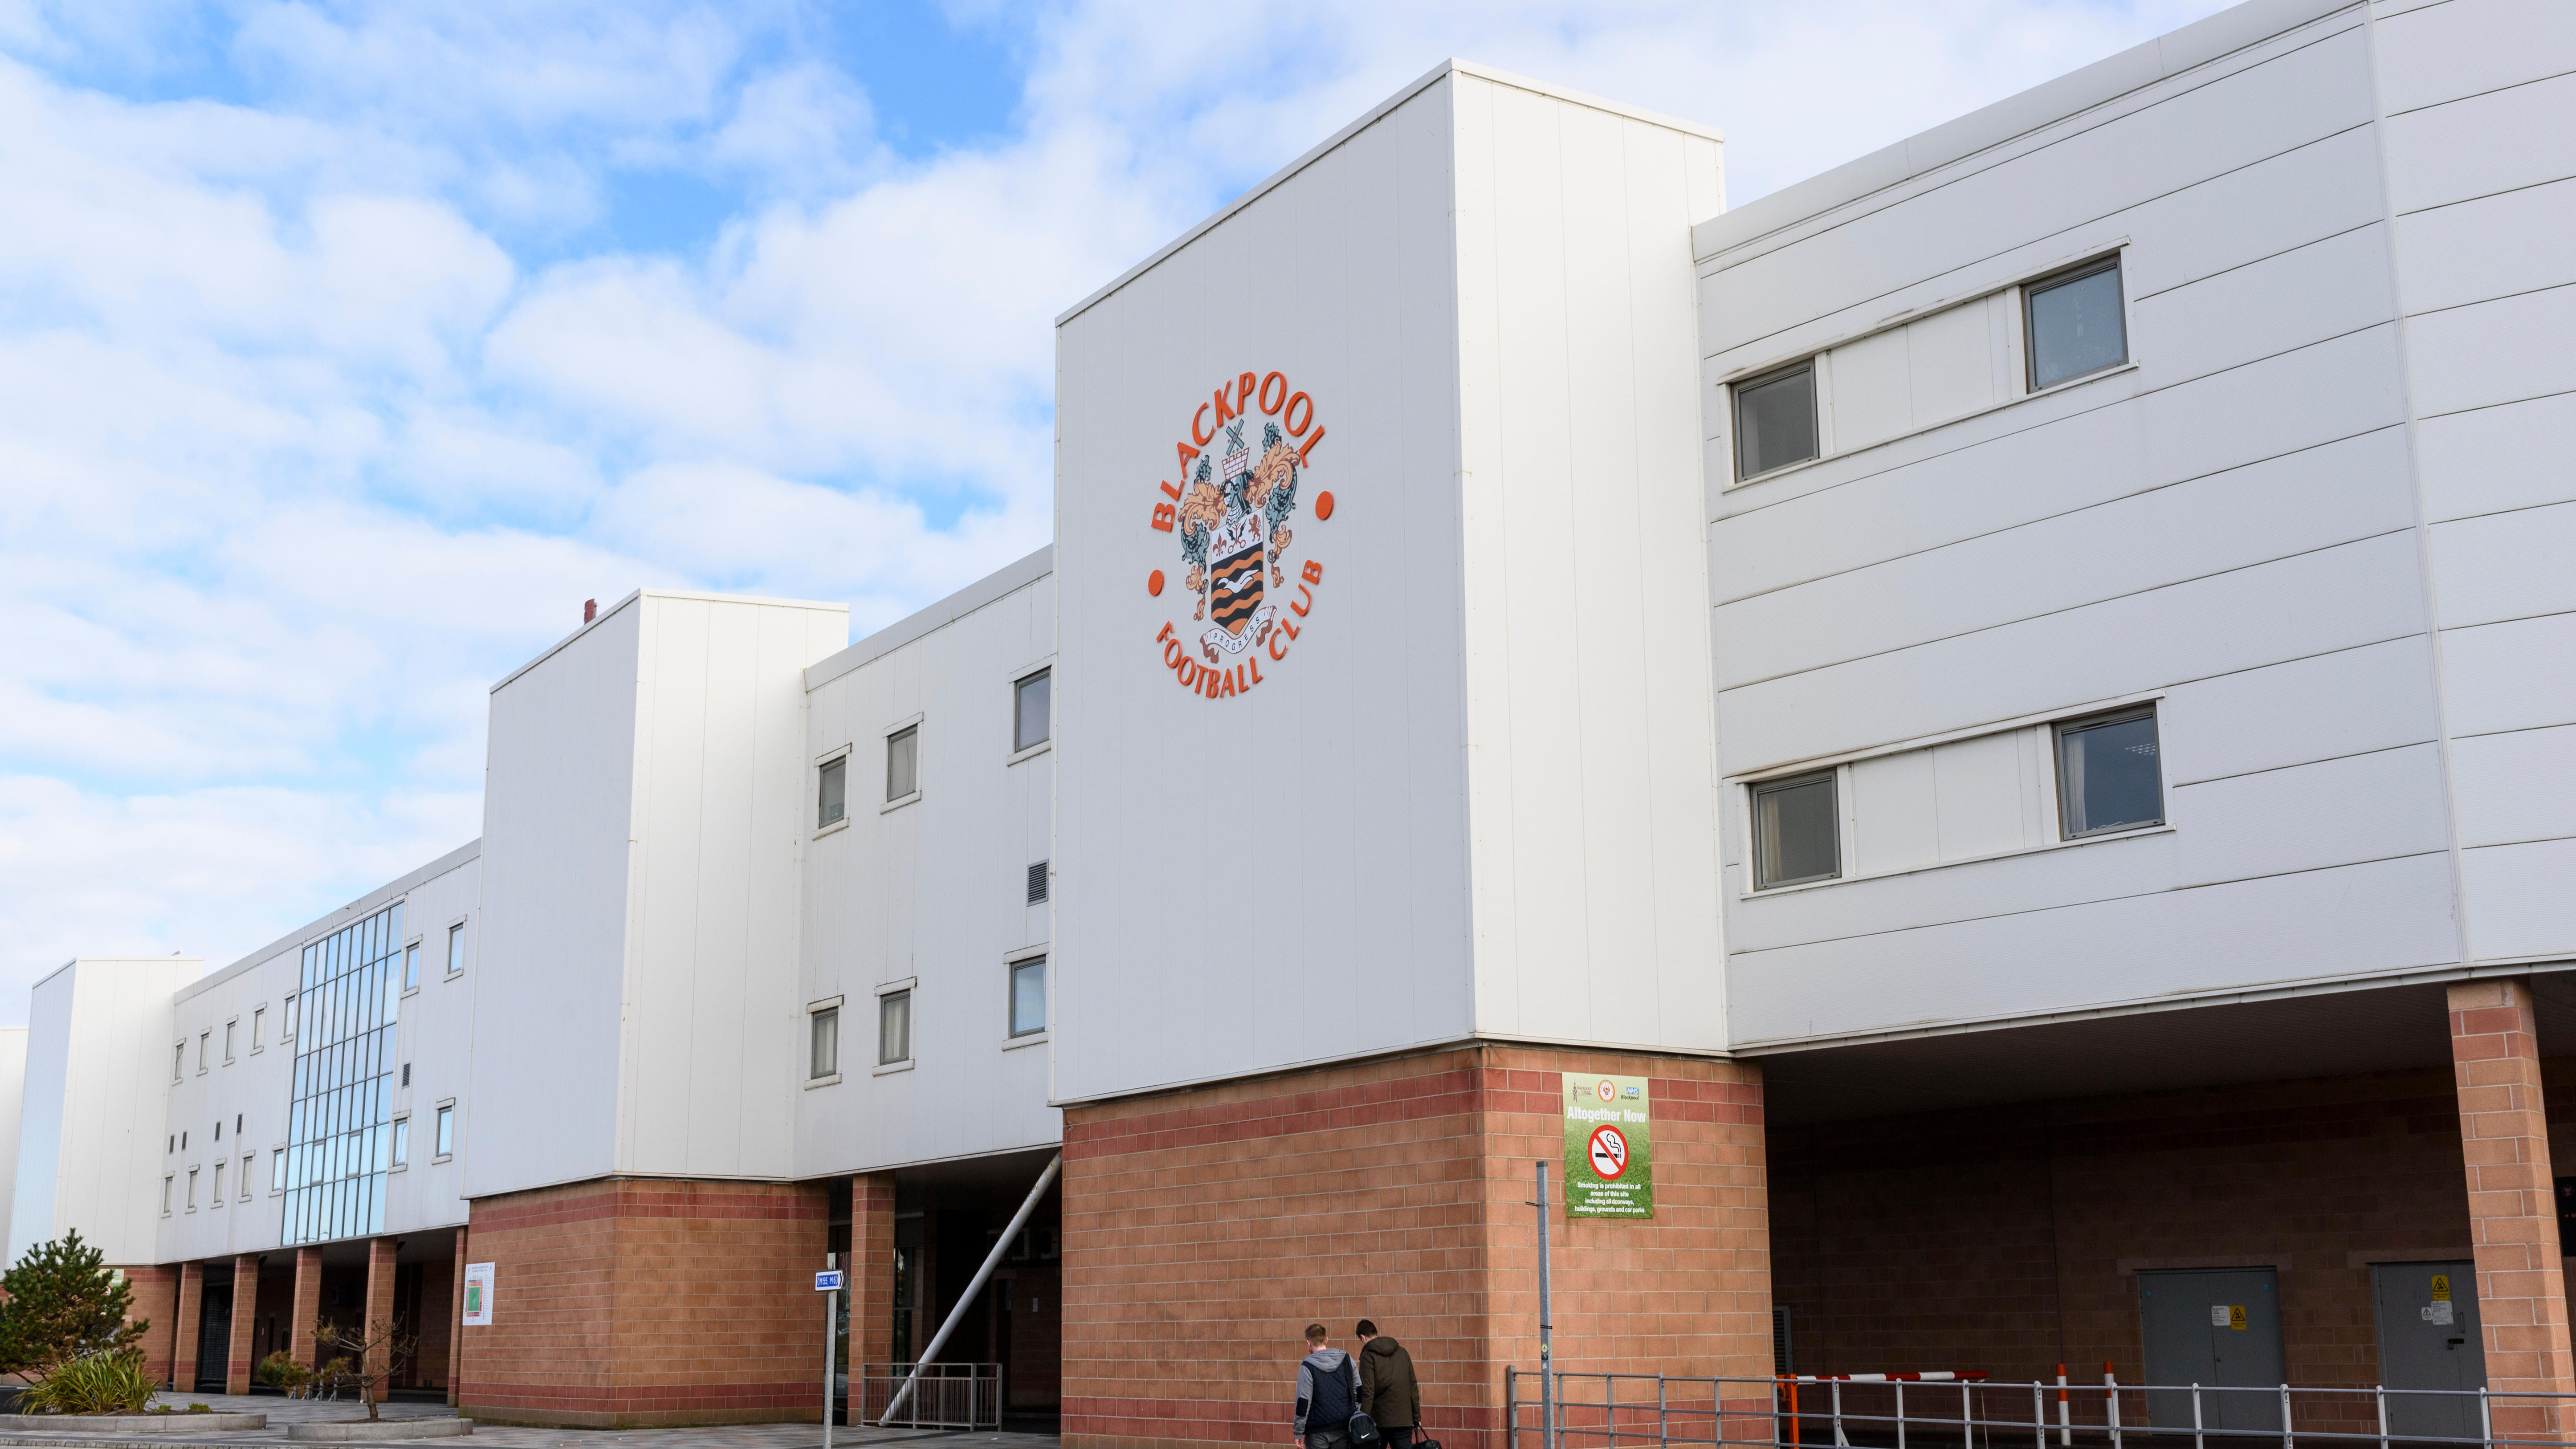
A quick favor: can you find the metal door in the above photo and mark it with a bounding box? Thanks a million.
[196,1283,231,1392]
[2372,1262,2486,1444]
[2140,1268,2287,1433]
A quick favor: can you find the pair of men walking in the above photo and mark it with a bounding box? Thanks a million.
[1292,1321,1421,1449]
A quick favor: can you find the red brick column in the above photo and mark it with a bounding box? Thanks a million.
[363,1238,398,1386]
[290,1246,323,1368]
[449,1232,467,1406]
[122,1266,180,1390]
[852,1173,897,1372]
[2448,978,2576,1436]
[172,1262,204,1393]
[1060,1045,1771,1449]
[227,1255,261,1394]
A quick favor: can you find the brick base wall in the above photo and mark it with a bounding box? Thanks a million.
[121,1265,179,1389]
[456,1177,829,1428]
[1060,1045,1771,1449]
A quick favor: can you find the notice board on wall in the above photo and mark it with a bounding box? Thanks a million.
[1561,1073,1654,1218]
[461,1262,494,1326]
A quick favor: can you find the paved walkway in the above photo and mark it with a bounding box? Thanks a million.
[0,1395,1058,1449]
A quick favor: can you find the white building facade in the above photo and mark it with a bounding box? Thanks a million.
[13,0,2576,1439]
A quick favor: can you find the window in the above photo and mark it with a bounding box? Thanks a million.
[1734,361,1819,480]
[818,756,848,828]
[1752,770,1841,889]
[239,1156,253,1200]
[879,989,912,1066]
[811,1006,840,1079]
[211,1160,225,1204]
[391,1119,409,1168]
[186,1168,199,1210]
[215,1119,222,1142]
[1015,669,1051,752]
[271,1151,285,1192]
[224,1021,235,1062]
[434,1105,454,1158]
[1027,861,1050,905]
[162,1176,174,1215]
[235,1113,242,1133]
[280,899,403,1245]
[252,1007,264,1050]
[2026,255,2127,390]
[401,1062,411,1087]
[886,725,919,801]
[2056,705,2163,838]
[173,1044,184,1082]
[447,922,465,976]
[198,1032,209,1072]
[404,942,420,990]
[283,993,297,1040]
[1009,958,1047,1038]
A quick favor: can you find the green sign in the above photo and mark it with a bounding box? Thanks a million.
[1562,1072,1653,1218]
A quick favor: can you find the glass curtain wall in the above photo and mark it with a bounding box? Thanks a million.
[282,902,402,1244]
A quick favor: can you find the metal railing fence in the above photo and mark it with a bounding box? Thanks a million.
[1504,1372,2575,1449]
[848,1362,1002,1429]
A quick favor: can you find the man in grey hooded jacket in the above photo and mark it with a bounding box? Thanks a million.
[1292,1323,1363,1449]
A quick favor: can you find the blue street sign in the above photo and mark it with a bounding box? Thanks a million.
[814,1270,845,1292]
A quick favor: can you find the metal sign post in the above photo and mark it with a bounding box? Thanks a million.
[1533,1161,1557,1449]
[816,1256,845,1449]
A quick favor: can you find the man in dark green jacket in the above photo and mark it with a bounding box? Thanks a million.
[1355,1320,1421,1449]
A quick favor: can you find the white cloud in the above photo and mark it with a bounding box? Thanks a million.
[0,0,2236,1017]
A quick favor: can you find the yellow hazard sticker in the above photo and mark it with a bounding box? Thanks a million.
[2432,1275,2451,1302]
[2230,1305,2249,1331]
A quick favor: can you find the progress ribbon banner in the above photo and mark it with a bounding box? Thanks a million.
[1562,1072,1654,1218]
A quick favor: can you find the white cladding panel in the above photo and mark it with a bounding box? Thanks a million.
[385,856,477,1230]
[1699,3,2472,1044]
[12,960,198,1266]
[0,1028,21,1258]
[2384,0,2576,968]
[1449,73,1726,1054]
[798,564,1059,1171]
[622,594,850,1180]
[1055,66,1725,1102]
[1055,73,1475,1103]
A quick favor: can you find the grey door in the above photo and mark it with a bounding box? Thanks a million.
[196,1283,231,1392]
[2373,1262,2486,1444]
[2140,1268,2287,1434]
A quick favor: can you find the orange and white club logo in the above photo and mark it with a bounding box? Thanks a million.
[1146,369,1333,699]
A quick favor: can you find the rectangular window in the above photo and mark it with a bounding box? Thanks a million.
[173,1044,184,1082]
[447,923,464,976]
[211,1160,225,1204]
[163,1176,174,1215]
[2026,255,2127,390]
[886,725,919,801]
[239,1155,253,1200]
[253,1008,265,1049]
[224,1022,236,1062]
[1009,958,1047,1038]
[187,1168,199,1210]
[404,942,420,990]
[271,1151,285,1191]
[1753,770,1841,889]
[391,1119,409,1167]
[1734,361,1819,480]
[434,1105,454,1157]
[810,1006,840,1079]
[879,989,912,1065]
[283,994,297,1040]
[818,756,848,828]
[2056,705,2163,838]
[1015,669,1051,752]
[198,1032,209,1072]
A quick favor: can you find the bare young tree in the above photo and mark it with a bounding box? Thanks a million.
[308,1319,418,1422]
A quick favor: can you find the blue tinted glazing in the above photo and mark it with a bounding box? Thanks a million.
[2027,261,2128,389]
[281,902,405,1245]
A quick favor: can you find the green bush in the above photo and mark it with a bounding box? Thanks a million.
[19,1349,153,1415]
[256,1350,309,1394]
[0,1232,147,1379]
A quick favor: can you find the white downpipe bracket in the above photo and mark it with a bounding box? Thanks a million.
[876,1151,1063,1427]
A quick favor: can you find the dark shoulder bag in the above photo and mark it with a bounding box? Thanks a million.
[1344,1358,1382,1448]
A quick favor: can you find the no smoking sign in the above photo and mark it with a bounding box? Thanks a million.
[1588,1124,1630,1178]
[1561,1071,1655,1218]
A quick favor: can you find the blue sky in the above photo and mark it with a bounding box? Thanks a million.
[0,0,2228,1018]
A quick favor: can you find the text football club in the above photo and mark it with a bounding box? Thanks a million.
[1145,368,1334,699]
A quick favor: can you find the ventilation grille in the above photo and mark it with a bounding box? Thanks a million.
[1771,1305,1793,1376]
[1027,861,1050,904]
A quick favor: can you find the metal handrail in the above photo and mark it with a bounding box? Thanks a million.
[1502,1373,2566,1449]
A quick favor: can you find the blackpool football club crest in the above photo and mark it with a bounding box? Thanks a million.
[1146,369,1334,700]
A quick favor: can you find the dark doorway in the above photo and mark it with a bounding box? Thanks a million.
[2139,1268,2286,1434]
[196,1283,232,1392]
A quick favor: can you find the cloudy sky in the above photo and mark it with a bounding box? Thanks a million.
[0,0,2230,1017]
